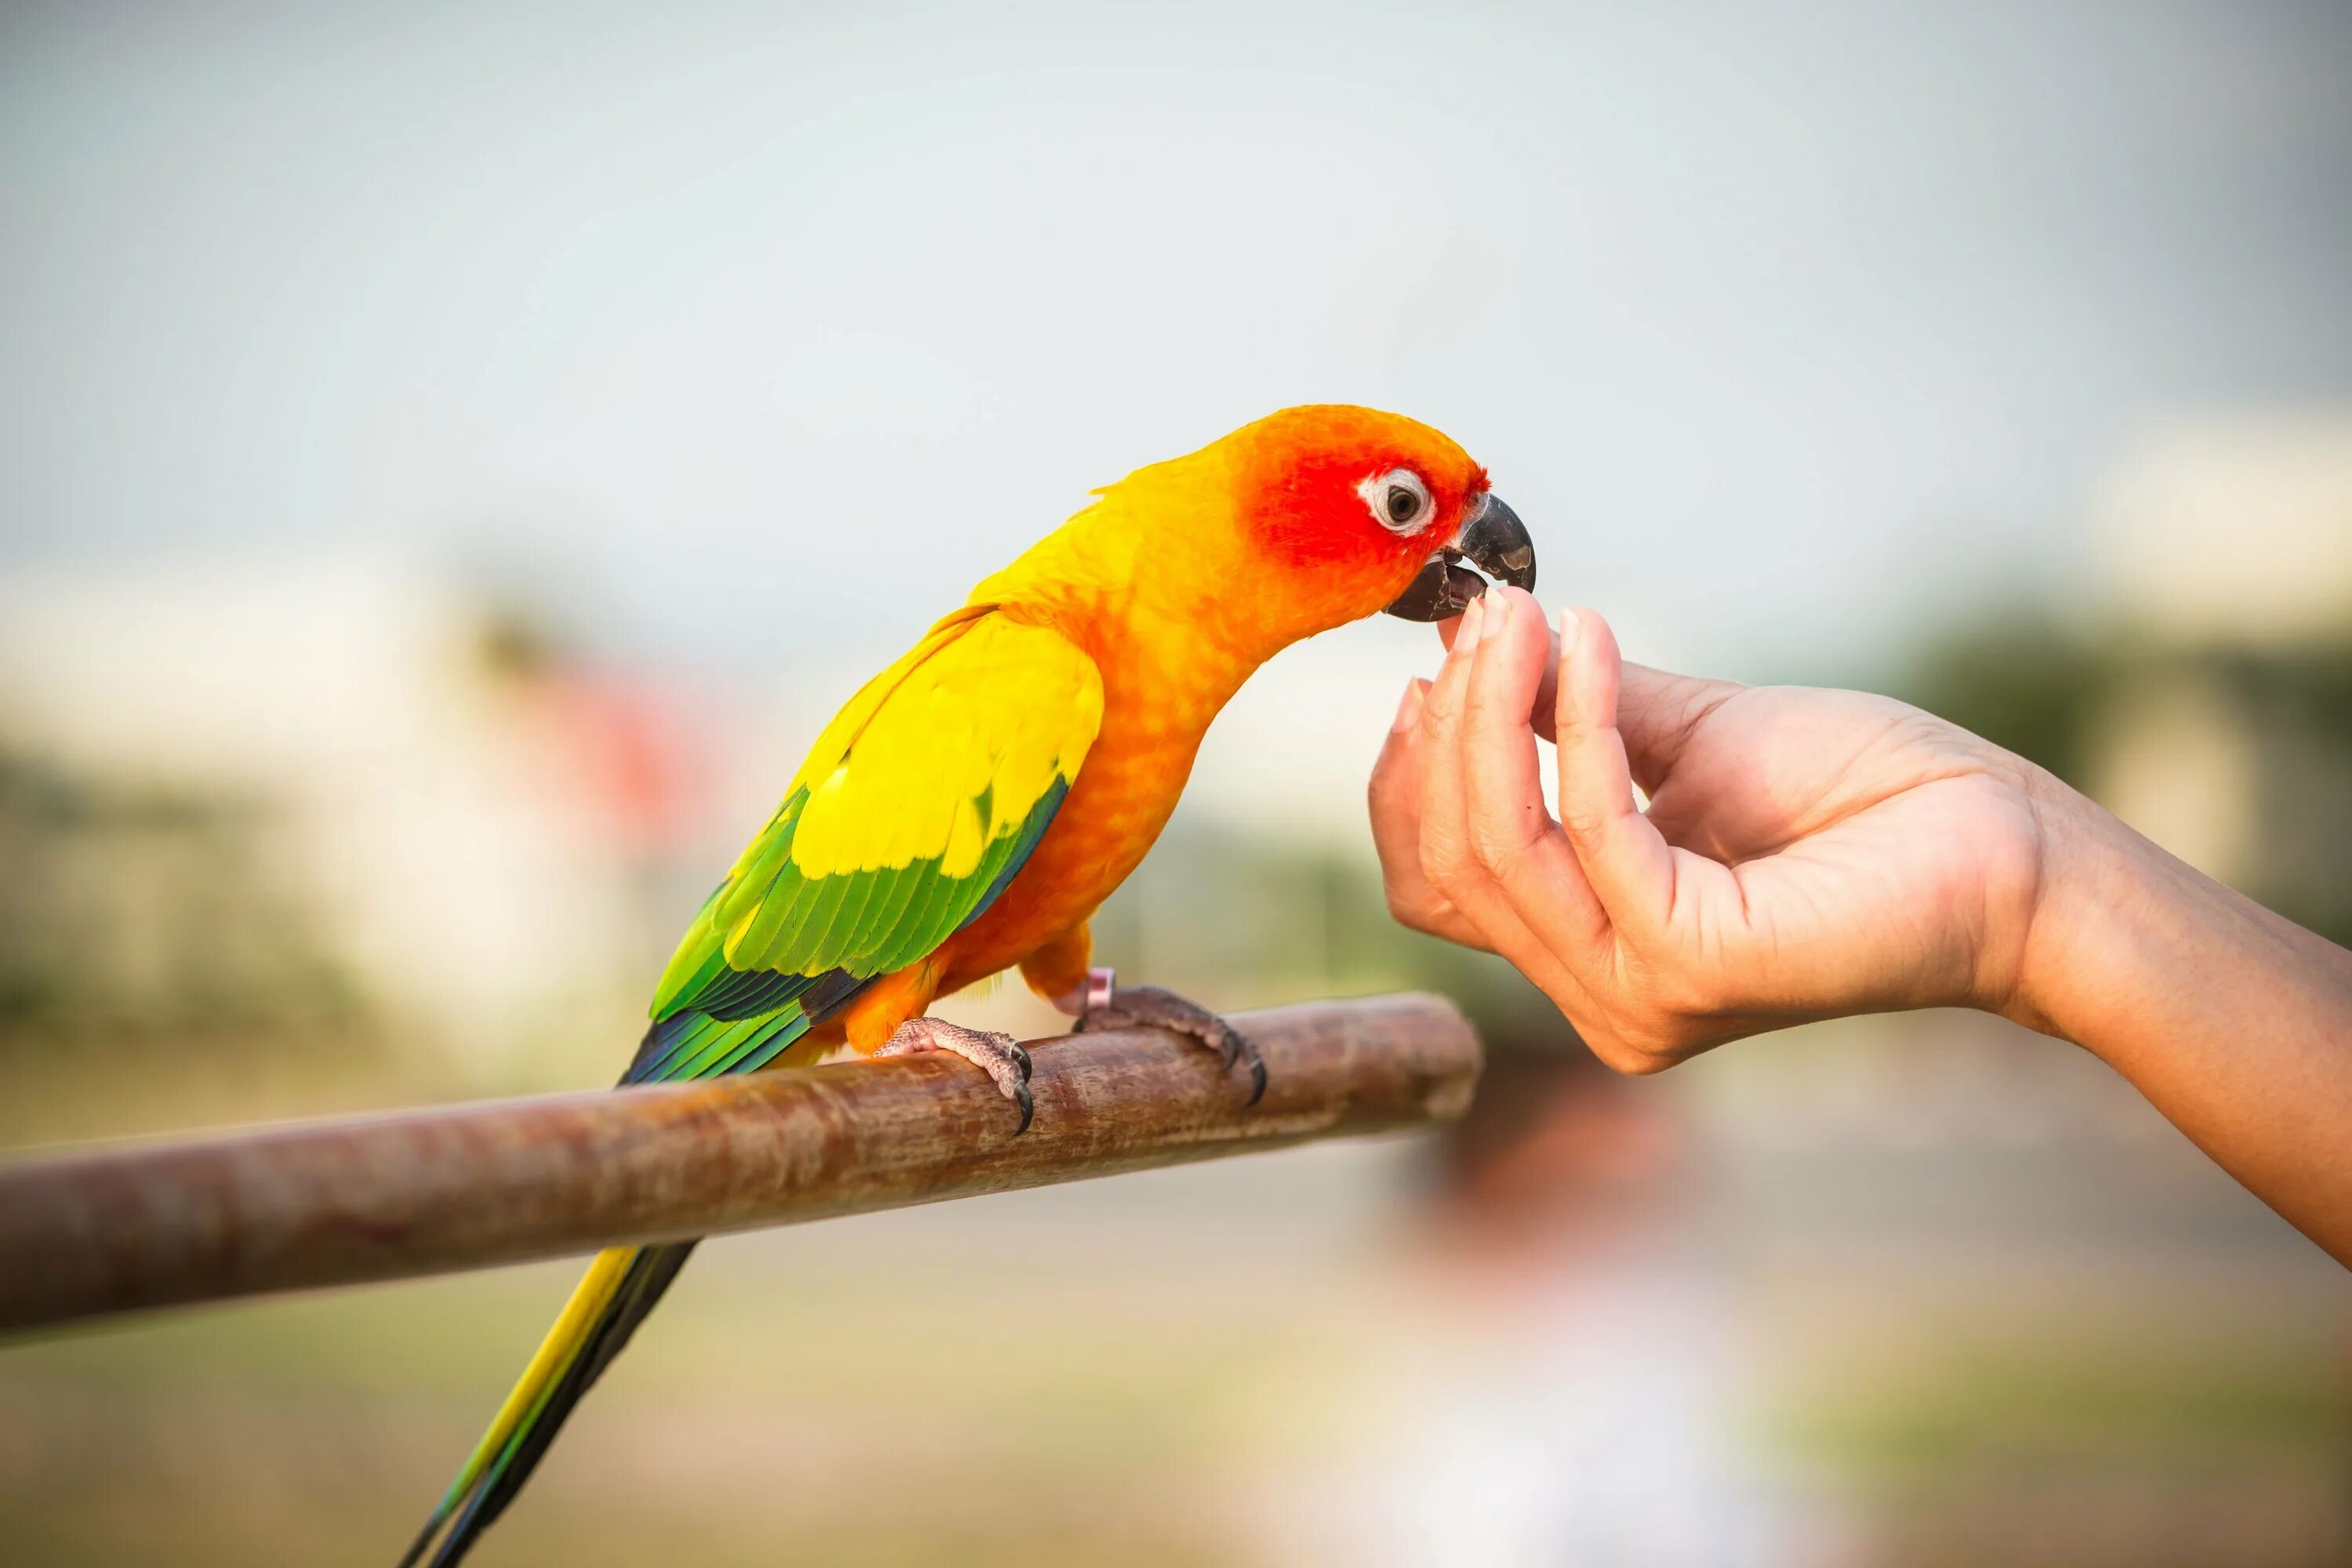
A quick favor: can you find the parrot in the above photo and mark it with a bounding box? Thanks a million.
[397,403,1535,1566]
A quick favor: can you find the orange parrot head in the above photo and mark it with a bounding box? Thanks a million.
[984,405,1534,657]
[1204,404,1535,641]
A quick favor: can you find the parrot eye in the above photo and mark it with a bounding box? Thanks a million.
[1360,468,1432,534]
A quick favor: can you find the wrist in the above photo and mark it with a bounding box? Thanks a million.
[1997,774,2163,1050]
[1998,771,2281,1069]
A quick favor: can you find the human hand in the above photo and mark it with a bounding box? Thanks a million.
[1367,588,2056,1072]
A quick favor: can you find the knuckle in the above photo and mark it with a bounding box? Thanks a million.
[1384,887,1444,933]
[1466,816,1536,873]
[1614,1043,1680,1077]
[1573,956,1709,1076]
[1576,1028,1646,1076]
[1583,1020,1680,1077]
[1374,862,1431,915]
[1641,956,1718,1021]
[1559,801,1612,842]
[1419,842,1472,898]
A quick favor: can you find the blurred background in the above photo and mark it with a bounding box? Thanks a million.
[3,2,2350,1563]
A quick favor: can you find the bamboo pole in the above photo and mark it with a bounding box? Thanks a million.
[0,993,1477,1332]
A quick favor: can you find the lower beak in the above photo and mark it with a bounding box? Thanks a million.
[1383,492,1538,621]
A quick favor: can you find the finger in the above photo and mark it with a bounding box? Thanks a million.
[1530,613,1562,745]
[1459,589,1609,953]
[1368,678,1491,949]
[1421,601,1605,1011]
[1554,607,1681,935]
[1417,597,1548,959]
[1449,596,1564,739]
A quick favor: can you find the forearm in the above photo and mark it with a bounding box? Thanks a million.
[2009,782,2352,1264]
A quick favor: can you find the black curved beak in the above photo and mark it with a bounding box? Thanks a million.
[1384,492,1537,622]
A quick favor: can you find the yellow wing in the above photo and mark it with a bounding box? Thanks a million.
[633,609,1102,1082]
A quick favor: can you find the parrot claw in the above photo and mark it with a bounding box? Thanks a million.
[877,1018,1035,1134]
[1074,984,1267,1106]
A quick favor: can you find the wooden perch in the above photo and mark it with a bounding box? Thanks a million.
[0,993,1478,1332]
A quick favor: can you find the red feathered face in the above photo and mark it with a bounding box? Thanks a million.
[1228,405,1535,631]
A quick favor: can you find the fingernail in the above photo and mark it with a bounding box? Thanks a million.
[1559,607,1581,652]
[1487,593,1513,637]
[1459,596,1487,648]
[1392,678,1425,731]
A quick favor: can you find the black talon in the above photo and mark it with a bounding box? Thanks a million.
[876,1019,1036,1134]
[1075,984,1267,1107]
[1205,1016,1267,1105]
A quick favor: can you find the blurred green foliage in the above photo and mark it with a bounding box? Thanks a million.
[1894,607,2114,789]
[0,748,358,1042]
[1895,612,2352,946]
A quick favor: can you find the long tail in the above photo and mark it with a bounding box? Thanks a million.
[399,971,848,1564]
[397,1241,698,1568]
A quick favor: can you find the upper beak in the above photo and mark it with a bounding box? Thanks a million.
[1383,492,1537,621]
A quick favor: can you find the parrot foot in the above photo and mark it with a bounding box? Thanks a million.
[877,1018,1034,1134]
[1075,980,1266,1107]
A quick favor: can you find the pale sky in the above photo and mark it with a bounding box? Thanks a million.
[5,0,2349,696]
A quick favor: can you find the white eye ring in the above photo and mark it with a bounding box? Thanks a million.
[1359,468,1432,534]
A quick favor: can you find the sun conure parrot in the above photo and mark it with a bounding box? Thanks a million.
[398,403,1535,1566]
